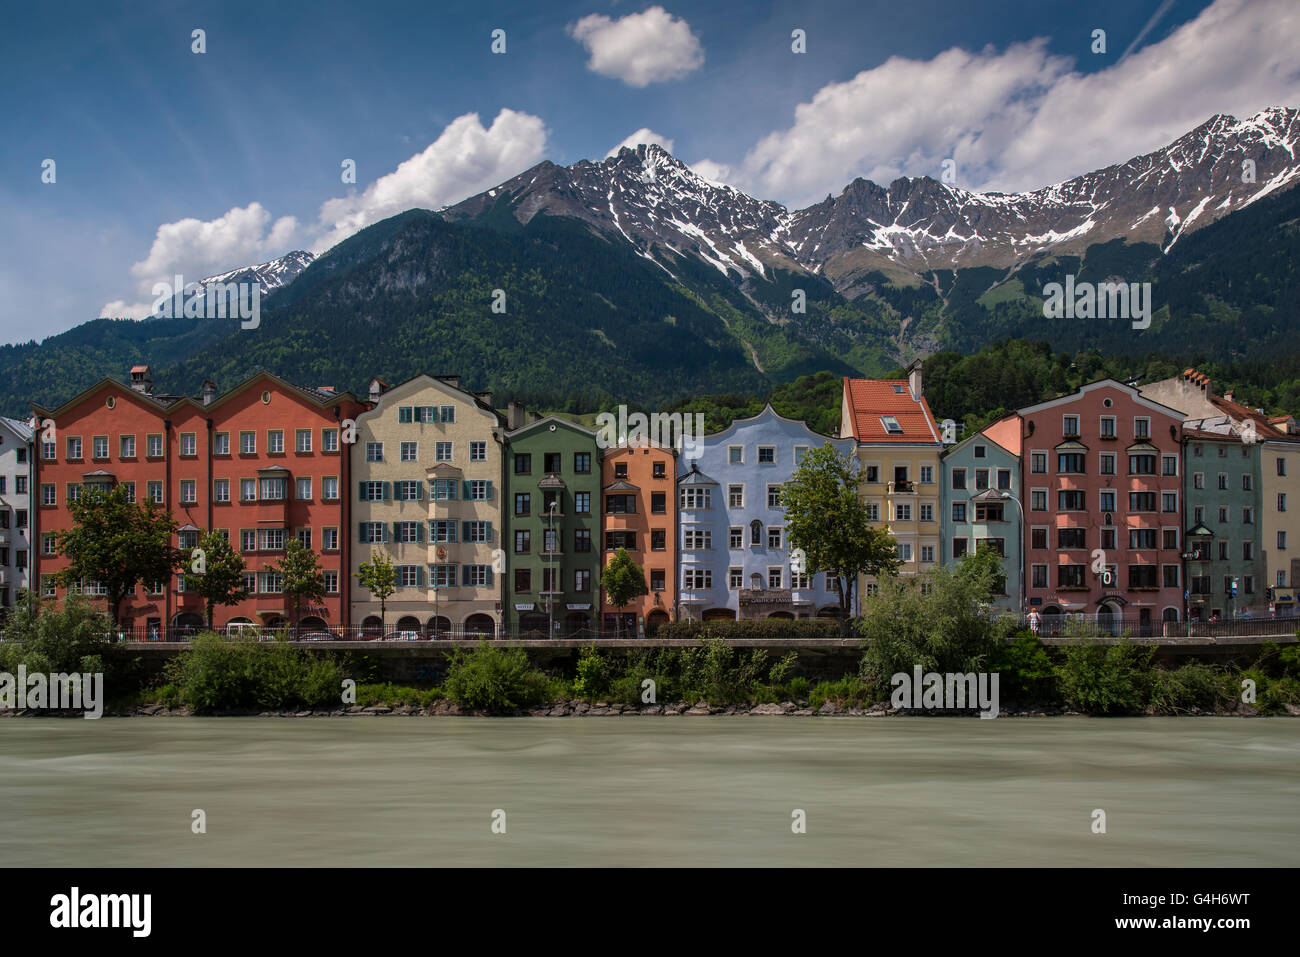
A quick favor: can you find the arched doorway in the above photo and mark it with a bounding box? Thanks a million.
[1040,605,1063,636]
[1096,603,1120,637]
[361,615,383,637]
[645,610,670,636]
[464,614,496,637]
[171,612,204,638]
[300,616,328,632]
[767,611,795,620]
[426,616,452,639]
[395,615,421,635]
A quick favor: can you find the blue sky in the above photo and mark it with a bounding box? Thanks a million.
[4,0,1297,344]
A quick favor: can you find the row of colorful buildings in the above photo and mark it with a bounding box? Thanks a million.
[3,363,1298,636]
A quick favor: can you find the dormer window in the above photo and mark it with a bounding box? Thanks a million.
[891,384,905,394]
[881,415,902,434]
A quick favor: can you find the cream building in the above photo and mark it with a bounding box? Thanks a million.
[351,375,505,636]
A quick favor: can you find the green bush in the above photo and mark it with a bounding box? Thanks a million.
[442,642,552,713]
[809,676,876,710]
[1055,642,1155,715]
[990,634,1060,703]
[654,619,841,640]
[354,682,443,708]
[164,633,346,712]
[0,592,118,680]
[1149,662,1233,714]
[573,646,611,699]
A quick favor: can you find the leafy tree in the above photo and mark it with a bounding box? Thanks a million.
[601,547,648,636]
[54,484,178,628]
[780,444,900,626]
[184,531,250,629]
[272,538,326,635]
[358,548,398,631]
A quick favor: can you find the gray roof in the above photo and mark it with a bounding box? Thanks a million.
[0,416,33,440]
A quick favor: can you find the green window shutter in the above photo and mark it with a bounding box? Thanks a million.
[485,567,493,588]
[416,566,425,587]
[462,480,471,499]
[392,521,401,541]
[487,521,494,543]
[358,523,366,542]
[485,480,493,500]
[416,481,424,501]
[417,522,425,543]
[382,481,391,500]
[462,521,471,541]
[358,481,367,501]
[381,524,389,543]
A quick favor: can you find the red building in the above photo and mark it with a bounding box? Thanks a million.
[32,367,366,635]
[1017,380,1185,635]
[599,443,678,635]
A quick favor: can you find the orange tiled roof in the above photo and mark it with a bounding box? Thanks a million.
[841,377,941,443]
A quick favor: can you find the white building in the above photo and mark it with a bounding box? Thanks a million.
[0,416,34,614]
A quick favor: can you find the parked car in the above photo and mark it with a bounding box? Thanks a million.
[380,630,421,642]
[298,631,339,642]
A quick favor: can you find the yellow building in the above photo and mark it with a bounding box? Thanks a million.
[1261,435,1300,612]
[839,362,944,609]
[351,375,505,636]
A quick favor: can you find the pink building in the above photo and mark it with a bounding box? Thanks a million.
[1017,380,1184,635]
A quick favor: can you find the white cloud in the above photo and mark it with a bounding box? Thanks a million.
[569,6,704,87]
[101,110,549,318]
[688,158,734,186]
[312,109,548,251]
[606,128,675,157]
[730,0,1300,205]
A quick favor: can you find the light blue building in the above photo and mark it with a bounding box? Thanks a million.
[676,405,855,620]
[939,416,1023,612]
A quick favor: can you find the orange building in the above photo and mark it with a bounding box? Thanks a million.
[599,443,677,635]
[32,367,366,636]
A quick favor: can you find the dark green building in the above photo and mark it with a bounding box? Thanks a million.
[504,416,602,635]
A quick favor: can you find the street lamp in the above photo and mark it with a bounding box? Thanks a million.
[547,500,557,639]
[994,490,1026,615]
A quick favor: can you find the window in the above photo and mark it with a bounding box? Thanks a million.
[296,429,312,452]
[14,476,24,495]
[729,568,743,589]
[768,567,783,589]
[1279,531,1288,550]
[260,476,286,500]
[680,487,711,509]
[1030,489,1047,511]
[296,528,312,550]
[1030,527,1048,549]
[952,538,968,559]
[683,530,711,550]
[1162,455,1178,476]
[866,466,880,483]
[920,545,935,563]
[470,441,487,462]
[1134,418,1150,439]
[514,453,532,475]
[180,480,196,504]
[1129,491,1157,512]
[358,523,385,544]
[214,432,230,455]
[1058,527,1086,549]
[574,452,591,473]
[1058,452,1085,473]
[1032,565,1048,588]
[120,435,136,458]
[1129,454,1157,475]
[365,442,383,462]
[974,502,1003,522]
[439,406,455,423]
[93,436,109,459]
[396,480,421,501]
[1193,472,1205,490]
[897,543,912,561]
[767,485,782,508]
[750,521,762,547]
[400,441,418,462]
[920,466,933,484]
[41,483,55,506]
[1100,416,1116,438]
[766,527,783,548]
[880,416,903,435]
[514,569,531,593]
[41,440,55,460]
[514,492,530,515]
[1243,507,1254,525]
[239,431,256,454]
[729,527,743,548]
[975,469,989,490]
[1278,457,1287,477]
[397,522,424,544]
[605,530,637,551]
[757,446,775,464]
[866,504,880,521]
[895,504,911,521]
[1059,565,1087,588]
[1217,473,1229,490]
[575,491,591,515]
[1243,474,1253,491]
[1163,566,1180,588]
[1279,570,1288,588]
[726,446,744,466]
[1280,493,1289,512]
[322,477,339,501]
[435,441,452,462]
[683,568,712,590]
[175,433,195,457]
[572,529,592,553]
[1219,541,1230,560]
[728,484,745,508]
[605,493,637,514]
[397,565,423,589]
[951,468,967,490]
[996,469,1011,490]
[543,452,561,473]
[1058,490,1086,511]
[467,480,490,501]
[1062,415,1079,436]
[920,503,934,522]
[66,437,82,459]
[147,481,163,503]
[323,528,339,551]
[1100,453,1116,476]
[430,479,458,500]
[1129,528,1157,549]
[651,492,666,514]
[1243,541,1254,561]
[1099,490,1116,513]
[1030,452,1046,473]
[1128,565,1158,589]
[296,477,312,500]
[514,530,530,554]
[1162,492,1178,513]
[323,429,339,452]
[952,503,967,523]
[791,569,809,589]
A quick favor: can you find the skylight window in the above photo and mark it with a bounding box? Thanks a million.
[891,384,905,393]
[881,415,903,434]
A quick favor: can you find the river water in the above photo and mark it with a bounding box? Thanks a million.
[1,717,1296,867]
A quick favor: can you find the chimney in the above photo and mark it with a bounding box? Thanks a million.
[476,391,493,408]
[129,365,152,394]
[437,374,461,390]
[507,400,526,430]
[907,359,923,401]
[201,380,217,405]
